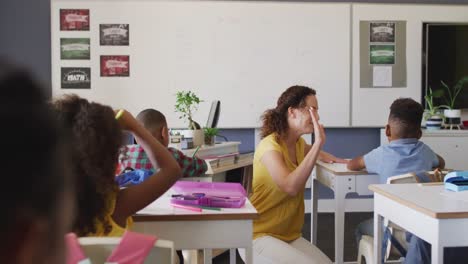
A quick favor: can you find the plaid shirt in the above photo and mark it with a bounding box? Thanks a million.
[117,144,207,177]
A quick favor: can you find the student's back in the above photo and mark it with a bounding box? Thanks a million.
[348,98,444,183]
[53,95,181,237]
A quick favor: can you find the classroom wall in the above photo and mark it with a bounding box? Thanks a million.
[0,0,463,200]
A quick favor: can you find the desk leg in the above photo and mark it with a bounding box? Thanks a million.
[334,179,346,264]
[245,246,253,264]
[432,242,443,264]
[229,248,236,264]
[203,249,212,264]
[373,212,383,264]
[310,178,318,245]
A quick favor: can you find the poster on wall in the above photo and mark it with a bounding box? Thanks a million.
[370,45,395,65]
[100,55,130,77]
[60,9,90,31]
[100,24,130,46]
[61,67,91,89]
[370,22,395,43]
[60,38,90,60]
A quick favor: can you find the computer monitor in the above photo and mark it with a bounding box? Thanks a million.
[206,100,220,128]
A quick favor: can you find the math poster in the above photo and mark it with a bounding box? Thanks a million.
[370,22,395,43]
[61,67,91,89]
[60,38,90,60]
[100,24,129,46]
[370,45,395,65]
[60,9,90,31]
[100,55,130,77]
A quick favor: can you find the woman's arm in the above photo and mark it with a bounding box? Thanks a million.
[261,107,325,196]
[113,110,181,226]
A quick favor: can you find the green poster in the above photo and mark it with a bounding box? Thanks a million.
[61,38,90,60]
[370,45,395,65]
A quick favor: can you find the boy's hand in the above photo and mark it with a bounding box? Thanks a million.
[309,107,325,147]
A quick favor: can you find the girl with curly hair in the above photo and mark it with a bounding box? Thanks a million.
[53,95,181,237]
[244,85,347,264]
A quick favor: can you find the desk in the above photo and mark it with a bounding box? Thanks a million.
[311,161,378,264]
[370,183,468,264]
[133,190,258,264]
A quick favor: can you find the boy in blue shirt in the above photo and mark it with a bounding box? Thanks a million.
[347,98,445,262]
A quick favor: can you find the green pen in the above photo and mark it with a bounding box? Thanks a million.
[197,206,221,211]
[192,146,201,158]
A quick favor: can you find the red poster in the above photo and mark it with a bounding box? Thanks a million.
[100,55,130,77]
[60,9,90,31]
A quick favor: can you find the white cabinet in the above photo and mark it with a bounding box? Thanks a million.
[380,129,468,170]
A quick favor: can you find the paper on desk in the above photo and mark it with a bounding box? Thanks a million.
[373,66,392,87]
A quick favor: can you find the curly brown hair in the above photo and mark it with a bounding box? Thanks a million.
[52,95,122,236]
[260,85,316,141]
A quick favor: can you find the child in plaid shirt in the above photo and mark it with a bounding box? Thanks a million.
[118,109,207,177]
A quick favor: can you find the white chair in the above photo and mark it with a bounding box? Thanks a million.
[78,237,176,264]
[357,173,418,264]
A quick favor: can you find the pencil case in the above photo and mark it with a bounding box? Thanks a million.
[170,181,246,208]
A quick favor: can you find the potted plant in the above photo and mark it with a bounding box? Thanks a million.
[175,91,204,147]
[203,127,219,146]
[438,76,468,128]
[424,87,444,130]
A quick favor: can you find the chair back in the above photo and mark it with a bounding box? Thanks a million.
[75,236,175,264]
[386,173,418,184]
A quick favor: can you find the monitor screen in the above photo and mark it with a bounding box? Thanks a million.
[206,100,220,128]
[423,23,468,109]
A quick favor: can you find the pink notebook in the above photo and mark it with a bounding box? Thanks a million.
[65,233,88,264]
[106,231,158,264]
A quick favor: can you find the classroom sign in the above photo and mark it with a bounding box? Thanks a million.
[370,22,395,43]
[100,24,129,46]
[100,55,130,77]
[60,38,90,60]
[370,45,395,65]
[61,67,91,89]
[60,9,90,31]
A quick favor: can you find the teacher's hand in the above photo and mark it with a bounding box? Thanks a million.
[319,152,349,164]
[309,107,325,147]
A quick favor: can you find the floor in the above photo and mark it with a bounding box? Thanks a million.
[212,212,374,263]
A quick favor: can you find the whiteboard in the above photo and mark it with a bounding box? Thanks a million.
[51,0,351,128]
[352,4,468,127]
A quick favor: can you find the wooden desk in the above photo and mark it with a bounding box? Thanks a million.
[133,189,258,264]
[370,183,468,264]
[311,161,378,264]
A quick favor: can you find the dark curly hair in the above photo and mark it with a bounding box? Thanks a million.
[389,98,424,138]
[260,85,316,141]
[53,95,122,236]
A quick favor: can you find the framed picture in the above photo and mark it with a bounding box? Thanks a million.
[60,9,90,31]
[60,38,90,60]
[100,55,130,77]
[370,45,395,65]
[100,24,129,46]
[61,67,91,89]
[370,22,395,43]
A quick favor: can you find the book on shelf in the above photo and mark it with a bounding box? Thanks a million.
[182,142,240,158]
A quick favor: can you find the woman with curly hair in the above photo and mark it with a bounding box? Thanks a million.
[53,95,181,236]
[246,85,347,264]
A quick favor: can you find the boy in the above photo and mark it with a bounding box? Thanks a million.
[347,98,445,262]
[118,108,207,177]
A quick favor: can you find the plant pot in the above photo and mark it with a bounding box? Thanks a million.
[184,129,204,147]
[204,135,215,146]
[426,115,443,130]
[444,109,461,125]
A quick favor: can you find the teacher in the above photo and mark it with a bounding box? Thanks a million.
[249,85,346,264]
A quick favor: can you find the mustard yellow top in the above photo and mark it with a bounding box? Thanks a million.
[251,133,306,241]
[87,193,133,237]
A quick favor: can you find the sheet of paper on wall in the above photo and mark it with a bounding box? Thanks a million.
[373,66,392,87]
